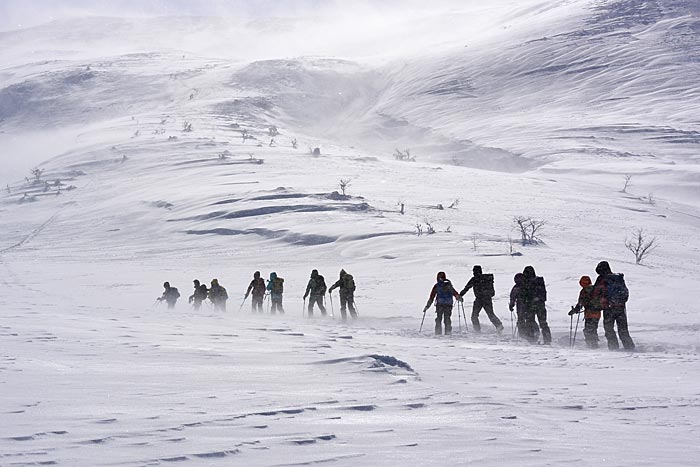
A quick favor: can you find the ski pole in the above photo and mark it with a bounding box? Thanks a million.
[238,295,248,313]
[303,298,307,318]
[569,313,574,348]
[510,309,516,338]
[573,312,581,347]
[329,292,335,317]
[352,297,360,318]
[419,307,427,332]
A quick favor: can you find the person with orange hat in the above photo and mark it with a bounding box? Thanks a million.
[569,275,601,348]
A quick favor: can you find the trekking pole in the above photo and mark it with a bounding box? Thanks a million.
[303,298,307,318]
[324,296,333,319]
[458,303,462,333]
[419,307,427,332]
[569,313,574,348]
[353,298,360,318]
[460,301,468,332]
[238,296,248,313]
[572,312,581,347]
[510,309,516,338]
[329,292,335,317]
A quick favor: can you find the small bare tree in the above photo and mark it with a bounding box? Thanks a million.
[30,168,44,182]
[269,138,276,147]
[268,126,279,137]
[339,178,352,196]
[240,129,254,143]
[471,234,479,251]
[622,174,632,193]
[425,221,436,235]
[415,224,423,236]
[513,216,546,245]
[182,121,193,132]
[448,199,460,209]
[646,192,656,206]
[398,200,405,215]
[625,228,658,265]
[291,138,298,149]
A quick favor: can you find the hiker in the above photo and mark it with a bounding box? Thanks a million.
[266,272,285,314]
[208,278,229,311]
[521,266,551,344]
[328,269,357,320]
[303,269,327,317]
[157,281,180,309]
[245,271,266,313]
[424,271,463,335]
[569,275,601,348]
[460,265,504,333]
[509,273,534,338]
[188,279,208,310]
[592,261,635,350]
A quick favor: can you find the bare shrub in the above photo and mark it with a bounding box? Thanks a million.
[625,228,658,265]
[291,138,298,149]
[471,235,479,251]
[30,168,44,182]
[448,199,459,209]
[513,216,546,245]
[182,121,193,132]
[394,148,415,162]
[339,178,352,196]
[268,126,279,137]
[622,174,632,193]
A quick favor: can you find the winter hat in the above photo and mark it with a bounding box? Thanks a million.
[339,269,347,278]
[436,271,447,281]
[473,265,483,275]
[211,279,218,286]
[311,269,319,277]
[254,271,261,279]
[193,279,200,286]
[579,276,592,287]
[595,261,612,275]
[164,281,170,288]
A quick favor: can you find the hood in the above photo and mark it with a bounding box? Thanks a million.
[579,276,592,287]
[163,281,170,289]
[270,272,277,280]
[523,266,536,279]
[473,265,482,276]
[311,269,319,278]
[193,279,200,286]
[339,269,347,278]
[514,273,524,285]
[595,261,612,275]
[436,271,446,281]
[211,279,218,286]
[254,271,261,279]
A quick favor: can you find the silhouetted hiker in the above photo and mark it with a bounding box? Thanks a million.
[157,282,180,309]
[570,275,601,348]
[303,269,327,317]
[592,261,635,351]
[460,265,503,333]
[329,269,357,320]
[267,272,285,314]
[509,273,533,338]
[188,279,208,310]
[521,266,551,344]
[208,278,228,311]
[424,271,463,335]
[245,271,266,313]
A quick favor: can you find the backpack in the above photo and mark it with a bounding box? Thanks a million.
[534,277,547,302]
[606,273,629,306]
[343,274,355,291]
[272,278,284,294]
[436,280,454,305]
[482,274,495,298]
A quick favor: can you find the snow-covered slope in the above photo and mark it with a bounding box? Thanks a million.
[2,0,700,465]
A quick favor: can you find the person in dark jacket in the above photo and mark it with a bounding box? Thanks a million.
[569,275,601,348]
[245,271,266,313]
[520,266,551,344]
[328,269,357,320]
[460,265,504,333]
[157,281,180,309]
[188,279,208,310]
[208,278,228,311]
[303,269,327,317]
[424,271,463,335]
[266,272,285,314]
[592,261,635,350]
[509,273,535,338]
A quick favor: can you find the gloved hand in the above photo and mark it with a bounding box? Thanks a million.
[156,297,162,301]
[303,295,307,300]
[509,304,514,312]
[457,296,464,302]
[423,305,430,313]
[568,307,578,316]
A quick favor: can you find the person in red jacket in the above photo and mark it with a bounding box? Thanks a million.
[423,272,463,335]
[569,275,601,348]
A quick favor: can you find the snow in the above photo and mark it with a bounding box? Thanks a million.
[2,0,700,465]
